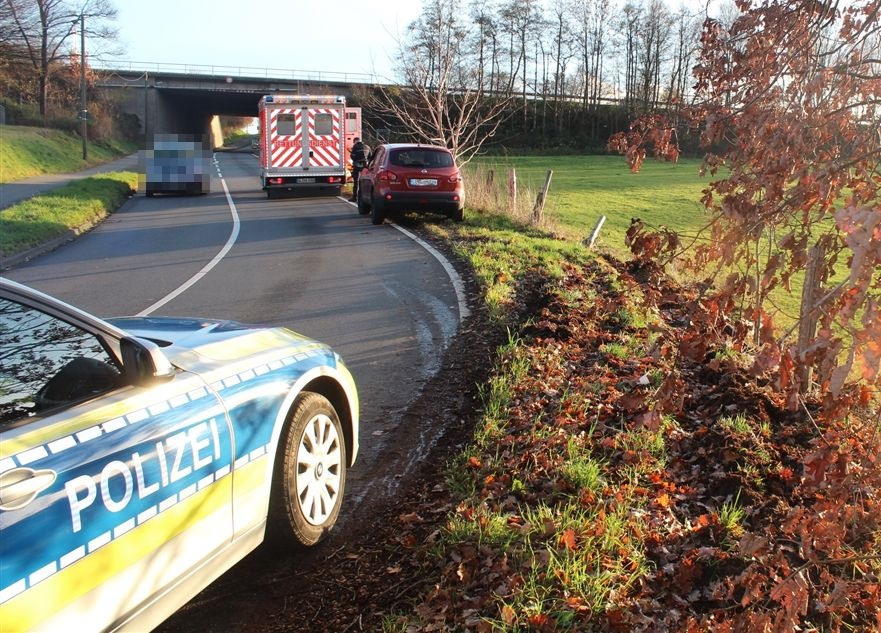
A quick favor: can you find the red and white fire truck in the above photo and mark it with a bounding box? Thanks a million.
[257,94,361,197]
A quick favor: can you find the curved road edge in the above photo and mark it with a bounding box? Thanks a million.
[391,223,471,323]
[340,197,471,325]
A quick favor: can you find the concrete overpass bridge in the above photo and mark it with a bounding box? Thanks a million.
[95,62,380,146]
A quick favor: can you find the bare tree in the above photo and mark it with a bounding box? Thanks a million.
[574,0,614,113]
[619,2,642,109]
[1,0,117,117]
[635,0,673,108]
[666,4,701,106]
[0,1,17,46]
[498,0,522,96]
[367,0,513,164]
[467,0,499,92]
[548,0,575,106]
[534,25,550,134]
[500,0,543,129]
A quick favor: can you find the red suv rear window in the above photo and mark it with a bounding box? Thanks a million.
[389,149,454,168]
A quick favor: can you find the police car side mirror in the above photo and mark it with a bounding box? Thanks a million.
[120,336,176,386]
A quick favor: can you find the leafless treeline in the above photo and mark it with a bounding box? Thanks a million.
[393,0,721,147]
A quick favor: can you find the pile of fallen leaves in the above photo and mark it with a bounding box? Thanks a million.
[382,253,880,631]
[244,237,879,632]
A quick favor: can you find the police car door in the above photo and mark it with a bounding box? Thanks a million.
[0,295,234,632]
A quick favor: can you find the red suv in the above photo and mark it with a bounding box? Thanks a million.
[357,143,465,225]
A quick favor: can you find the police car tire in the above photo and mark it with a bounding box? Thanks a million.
[269,392,347,547]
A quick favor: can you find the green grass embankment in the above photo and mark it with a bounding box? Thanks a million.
[0,125,136,183]
[222,130,253,147]
[0,172,138,257]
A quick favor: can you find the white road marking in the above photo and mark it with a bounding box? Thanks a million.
[140,166,463,321]
[137,157,240,316]
[391,223,470,322]
[340,197,470,323]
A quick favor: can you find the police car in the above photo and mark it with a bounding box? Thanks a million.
[0,279,359,632]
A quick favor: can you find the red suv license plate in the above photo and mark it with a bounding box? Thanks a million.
[409,178,437,187]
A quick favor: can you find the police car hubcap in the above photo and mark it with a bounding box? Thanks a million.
[297,413,342,526]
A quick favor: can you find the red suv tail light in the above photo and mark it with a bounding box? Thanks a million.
[448,172,462,183]
[377,170,399,183]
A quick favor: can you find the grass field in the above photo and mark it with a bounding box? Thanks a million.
[469,155,711,260]
[0,125,136,183]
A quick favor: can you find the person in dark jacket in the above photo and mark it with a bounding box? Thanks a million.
[350,137,369,201]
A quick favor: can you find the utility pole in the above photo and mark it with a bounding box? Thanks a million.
[144,70,149,142]
[79,13,87,160]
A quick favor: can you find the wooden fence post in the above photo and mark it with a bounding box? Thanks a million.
[507,167,517,210]
[532,170,553,224]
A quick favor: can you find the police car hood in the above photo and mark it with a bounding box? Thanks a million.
[106,316,323,367]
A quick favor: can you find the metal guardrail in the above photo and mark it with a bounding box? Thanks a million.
[92,60,381,85]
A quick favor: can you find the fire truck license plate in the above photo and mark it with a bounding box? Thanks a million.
[298,177,316,183]
[410,178,437,186]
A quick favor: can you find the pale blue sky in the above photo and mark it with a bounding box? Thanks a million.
[104,0,723,81]
[106,1,423,80]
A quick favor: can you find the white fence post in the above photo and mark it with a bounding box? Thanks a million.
[586,215,607,249]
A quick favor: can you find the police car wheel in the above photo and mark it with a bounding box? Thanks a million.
[269,392,347,547]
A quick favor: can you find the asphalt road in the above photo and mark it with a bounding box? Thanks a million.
[4,147,464,519]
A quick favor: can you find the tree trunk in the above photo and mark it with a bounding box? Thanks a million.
[39,72,48,118]
[797,243,825,394]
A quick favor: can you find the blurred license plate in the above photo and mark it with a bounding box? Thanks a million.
[410,178,437,186]
[298,177,316,183]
